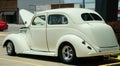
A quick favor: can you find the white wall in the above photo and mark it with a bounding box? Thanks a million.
[18,0,64,12]
[18,0,36,12]
[36,5,51,11]
[85,2,95,10]
[17,0,36,23]
[64,0,95,3]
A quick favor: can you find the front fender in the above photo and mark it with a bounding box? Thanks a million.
[2,34,30,53]
[56,34,96,57]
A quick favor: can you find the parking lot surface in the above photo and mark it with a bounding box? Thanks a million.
[0,24,120,66]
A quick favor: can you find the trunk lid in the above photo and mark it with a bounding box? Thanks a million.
[89,23,118,48]
[79,22,119,52]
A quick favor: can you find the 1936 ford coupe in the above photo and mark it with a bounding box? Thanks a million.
[2,8,120,63]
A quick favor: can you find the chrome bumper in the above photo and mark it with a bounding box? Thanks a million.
[89,50,120,56]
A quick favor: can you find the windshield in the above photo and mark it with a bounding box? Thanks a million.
[81,13,102,21]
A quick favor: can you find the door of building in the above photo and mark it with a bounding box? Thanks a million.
[3,12,17,23]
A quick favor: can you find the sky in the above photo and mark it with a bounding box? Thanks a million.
[64,0,95,3]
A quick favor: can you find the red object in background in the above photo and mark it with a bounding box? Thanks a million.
[0,21,8,31]
[118,10,120,14]
[107,21,120,44]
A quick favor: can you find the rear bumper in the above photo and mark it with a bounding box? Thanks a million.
[89,50,120,56]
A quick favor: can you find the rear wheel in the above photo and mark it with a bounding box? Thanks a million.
[6,41,16,56]
[59,43,76,63]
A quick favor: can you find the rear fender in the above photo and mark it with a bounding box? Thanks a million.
[3,34,30,53]
[56,34,96,57]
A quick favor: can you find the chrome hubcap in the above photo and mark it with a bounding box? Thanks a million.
[62,45,73,61]
[7,42,13,54]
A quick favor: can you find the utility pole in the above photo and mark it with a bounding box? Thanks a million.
[59,0,61,8]
[83,0,85,8]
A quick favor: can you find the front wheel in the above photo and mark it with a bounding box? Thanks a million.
[6,41,16,56]
[59,44,76,63]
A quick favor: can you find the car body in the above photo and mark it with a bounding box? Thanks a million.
[0,21,8,31]
[2,8,120,63]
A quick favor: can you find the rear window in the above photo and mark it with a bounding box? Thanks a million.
[81,13,102,21]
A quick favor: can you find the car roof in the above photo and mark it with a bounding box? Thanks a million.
[35,8,98,15]
[34,8,104,24]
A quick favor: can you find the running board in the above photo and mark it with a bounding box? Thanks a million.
[22,50,56,56]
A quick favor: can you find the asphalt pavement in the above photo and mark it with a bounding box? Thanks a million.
[2,24,24,34]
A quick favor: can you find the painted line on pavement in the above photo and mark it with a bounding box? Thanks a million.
[0,34,8,37]
[0,58,43,66]
[99,62,120,66]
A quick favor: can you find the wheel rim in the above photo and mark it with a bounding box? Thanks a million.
[6,42,13,54]
[62,45,73,61]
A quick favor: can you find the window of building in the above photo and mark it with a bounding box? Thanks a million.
[48,14,68,25]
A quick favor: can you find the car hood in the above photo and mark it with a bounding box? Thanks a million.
[19,9,34,27]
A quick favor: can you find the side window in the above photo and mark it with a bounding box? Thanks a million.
[81,13,93,21]
[48,14,68,25]
[81,13,102,21]
[90,13,102,20]
[32,15,45,26]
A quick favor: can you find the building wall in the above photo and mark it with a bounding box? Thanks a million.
[17,0,65,23]
[0,0,18,23]
[51,4,74,9]
[35,0,64,5]
[0,0,17,9]
[17,0,95,23]
[85,2,95,10]
[18,0,64,12]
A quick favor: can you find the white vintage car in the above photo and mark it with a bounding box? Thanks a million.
[2,8,120,63]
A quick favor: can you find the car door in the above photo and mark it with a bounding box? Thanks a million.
[47,13,69,51]
[30,14,48,51]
